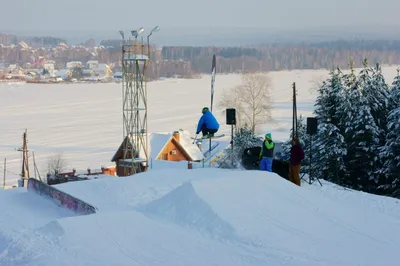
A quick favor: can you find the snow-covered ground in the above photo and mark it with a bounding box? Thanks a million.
[0,66,398,185]
[0,168,399,265]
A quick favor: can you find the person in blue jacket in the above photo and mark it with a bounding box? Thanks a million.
[196,107,220,138]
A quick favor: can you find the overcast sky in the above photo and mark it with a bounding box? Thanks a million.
[1,0,399,44]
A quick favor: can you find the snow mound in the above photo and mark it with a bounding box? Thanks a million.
[2,168,400,265]
[0,232,9,257]
[53,169,200,211]
[1,210,265,266]
[0,187,74,235]
[137,181,236,240]
[35,220,65,239]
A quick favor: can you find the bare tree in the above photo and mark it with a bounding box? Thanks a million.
[219,85,245,128]
[47,152,67,175]
[218,71,272,134]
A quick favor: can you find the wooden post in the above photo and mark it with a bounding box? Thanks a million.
[292,82,298,140]
[32,151,42,182]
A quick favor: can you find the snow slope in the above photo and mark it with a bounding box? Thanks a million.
[0,187,75,264]
[1,67,398,184]
[1,168,400,265]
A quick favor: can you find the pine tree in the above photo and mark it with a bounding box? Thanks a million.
[357,58,373,89]
[342,57,357,90]
[312,68,348,183]
[342,85,380,191]
[379,69,400,197]
[380,107,400,197]
[361,63,390,145]
[233,126,263,156]
[313,123,347,184]
[314,68,346,128]
[216,126,262,169]
[388,68,400,110]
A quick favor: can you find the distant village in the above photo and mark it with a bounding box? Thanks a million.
[0,33,195,83]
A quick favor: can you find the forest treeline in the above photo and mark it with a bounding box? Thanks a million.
[160,40,400,73]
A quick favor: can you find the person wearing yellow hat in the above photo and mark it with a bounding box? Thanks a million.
[259,133,274,172]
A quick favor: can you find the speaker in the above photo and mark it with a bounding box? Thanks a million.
[226,108,236,125]
[307,117,318,135]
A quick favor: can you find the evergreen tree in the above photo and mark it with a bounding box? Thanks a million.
[388,68,400,110]
[342,58,357,90]
[379,69,400,197]
[216,126,262,169]
[313,123,347,184]
[342,85,380,191]
[314,68,345,128]
[357,58,373,89]
[361,63,390,145]
[233,126,263,156]
[312,67,348,183]
[379,107,400,197]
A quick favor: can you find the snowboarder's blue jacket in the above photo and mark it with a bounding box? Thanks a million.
[196,110,219,133]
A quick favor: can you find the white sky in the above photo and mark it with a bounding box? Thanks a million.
[1,0,399,32]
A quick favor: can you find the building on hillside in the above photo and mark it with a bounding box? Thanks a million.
[43,62,55,77]
[149,130,204,163]
[111,130,204,176]
[5,64,25,80]
[86,60,99,69]
[82,69,94,77]
[111,135,146,176]
[55,69,72,80]
[67,61,83,69]
[0,34,14,46]
[93,63,113,78]
[46,166,117,185]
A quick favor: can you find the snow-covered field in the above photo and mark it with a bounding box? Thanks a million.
[0,66,398,184]
[0,168,400,265]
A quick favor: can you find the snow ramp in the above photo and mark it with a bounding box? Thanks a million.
[0,187,75,263]
[136,181,236,241]
[4,168,399,266]
[134,168,400,266]
[27,178,97,215]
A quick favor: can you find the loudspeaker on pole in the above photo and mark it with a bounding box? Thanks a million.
[306,117,317,135]
[226,108,236,125]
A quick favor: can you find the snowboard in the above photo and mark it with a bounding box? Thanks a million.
[192,134,225,140]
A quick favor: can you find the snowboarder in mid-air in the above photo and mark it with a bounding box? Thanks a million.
[196,107,220,139]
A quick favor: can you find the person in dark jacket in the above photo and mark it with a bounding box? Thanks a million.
[289,136,305,186]
[196,107,220,138]
[259,133,275,172]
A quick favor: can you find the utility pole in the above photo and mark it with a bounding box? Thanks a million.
[17,129,30,183]
[292,82,298,139]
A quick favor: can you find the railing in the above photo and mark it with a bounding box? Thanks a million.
[203,142,220,158]
[27,178,97,215]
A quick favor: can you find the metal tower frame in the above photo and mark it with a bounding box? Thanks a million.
[119,27,159,176]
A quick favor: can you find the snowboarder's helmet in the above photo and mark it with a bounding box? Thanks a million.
[202,107,209,113]
[265,133,272,140]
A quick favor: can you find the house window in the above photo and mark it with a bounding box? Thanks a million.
[162,153,168,160]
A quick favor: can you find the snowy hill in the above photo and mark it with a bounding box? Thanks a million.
[1,168,400,265]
